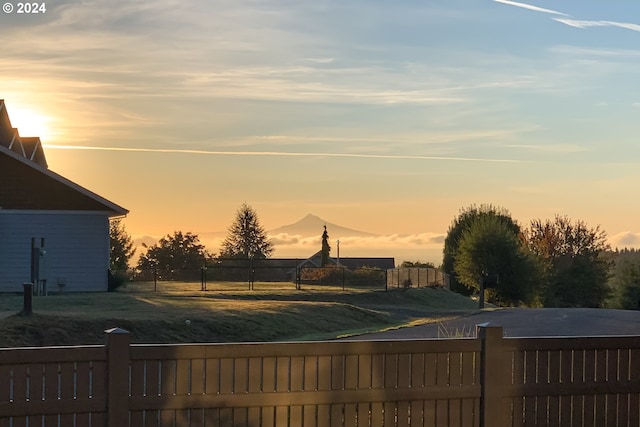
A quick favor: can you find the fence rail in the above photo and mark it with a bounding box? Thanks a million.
[1,326,640,426]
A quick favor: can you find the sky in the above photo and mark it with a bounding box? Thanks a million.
[2,0,640,264]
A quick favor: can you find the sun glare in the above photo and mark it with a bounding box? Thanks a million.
[8,106,53,142]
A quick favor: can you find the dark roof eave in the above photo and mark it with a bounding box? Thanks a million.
[0,144,129,216]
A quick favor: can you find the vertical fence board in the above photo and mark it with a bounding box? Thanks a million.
[332,404,344,427]
[304,356,318,392]
[0,366,10,407]
[345,355,358,390]
[372,355,384,389]
[344,403,357,427]
[411,353,425,388]
[317,404,330,427]
[371,402,383,427]
[424,400,436,426]
[435,401,448,425]
[358,354,372,390]
[219,358,233,394]
[248,357,262,394]
[205,358,219,395]
[145,409,159,427]
[291,356,304,392]
[357,402,370,427]
[385,353,398,389]
[176,359,190,396]
[276,357,289,393]
[304,405,317,427]
[397,401,409,427]
[263,357,277,393]
[191,358,205,396]
[424,353,437,387]
[219,408,233,427]
[247,407,261,427]
[410,401,423,427]
[548,350,560,427]
[383,402,395,427]
[235,407,249,427]
[559,350,573,426]
[204,408,219,427]
[398,354,411,388]
[318,356,331,391]
[235,357,249,394]
[146,359,161,398]
[160,408,175,427]
[332,355,345,391]
[630,349,640,427]
[290,405,303,427]
[161,359,177,397]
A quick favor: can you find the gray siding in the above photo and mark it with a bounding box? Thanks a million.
[0,211,109,292]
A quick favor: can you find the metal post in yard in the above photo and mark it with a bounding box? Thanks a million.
[22,282,33,315]
[154,267,158,292]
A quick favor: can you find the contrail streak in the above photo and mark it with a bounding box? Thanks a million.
[493,0,567,16]
[43,144,528,163]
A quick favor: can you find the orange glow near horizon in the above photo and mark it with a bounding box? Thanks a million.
[7,104,56,142]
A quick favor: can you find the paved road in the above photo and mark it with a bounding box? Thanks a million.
[347,308,640,340]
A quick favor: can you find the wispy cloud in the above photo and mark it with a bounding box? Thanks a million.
[503,143,589,153]
[610,232,640,248]
[493,0,567,16]
[43,144,528,163]
[554,19,640,33]
[494,0,640,34]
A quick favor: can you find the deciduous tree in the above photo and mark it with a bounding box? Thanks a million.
[454,215,539,306]
[137,231,211,280]
[443,204,521,295]
[220,203,274,259]
[525,215,612,307]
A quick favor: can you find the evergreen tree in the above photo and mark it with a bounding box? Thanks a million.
[220,203,274,259]
[109,218,135,271]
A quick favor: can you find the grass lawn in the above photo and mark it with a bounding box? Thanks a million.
[0,282,482,347]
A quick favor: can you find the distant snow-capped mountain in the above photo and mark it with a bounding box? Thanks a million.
[268,213,374,237]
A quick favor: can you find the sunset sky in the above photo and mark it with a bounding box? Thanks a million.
[2,0,640,264]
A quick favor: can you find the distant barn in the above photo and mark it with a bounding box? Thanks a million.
[0,100,128,292]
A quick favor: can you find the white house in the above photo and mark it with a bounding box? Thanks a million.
[0,100,128,292]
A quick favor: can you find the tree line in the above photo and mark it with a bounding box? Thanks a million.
[443,204,640,309]
[109,203,273,287]
[111,202,640,309]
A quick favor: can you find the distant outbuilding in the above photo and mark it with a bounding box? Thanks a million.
[0,100,128,292]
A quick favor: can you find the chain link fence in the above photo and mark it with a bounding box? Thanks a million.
[386,267,450,290]
[110,260,389,292]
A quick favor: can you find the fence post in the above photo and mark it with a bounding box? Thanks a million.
[477,323,504,427]
[105,327,130,427]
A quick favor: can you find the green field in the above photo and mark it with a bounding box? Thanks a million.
[0,282,482,347]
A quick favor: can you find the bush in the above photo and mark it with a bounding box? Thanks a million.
[108,269,128,292]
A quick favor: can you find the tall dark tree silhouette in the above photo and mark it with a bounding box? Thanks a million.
[321,225,331,266]
[220,203,274,259]
[109,218,135,271]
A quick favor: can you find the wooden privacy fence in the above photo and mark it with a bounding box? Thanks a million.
[1,325,640,427]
